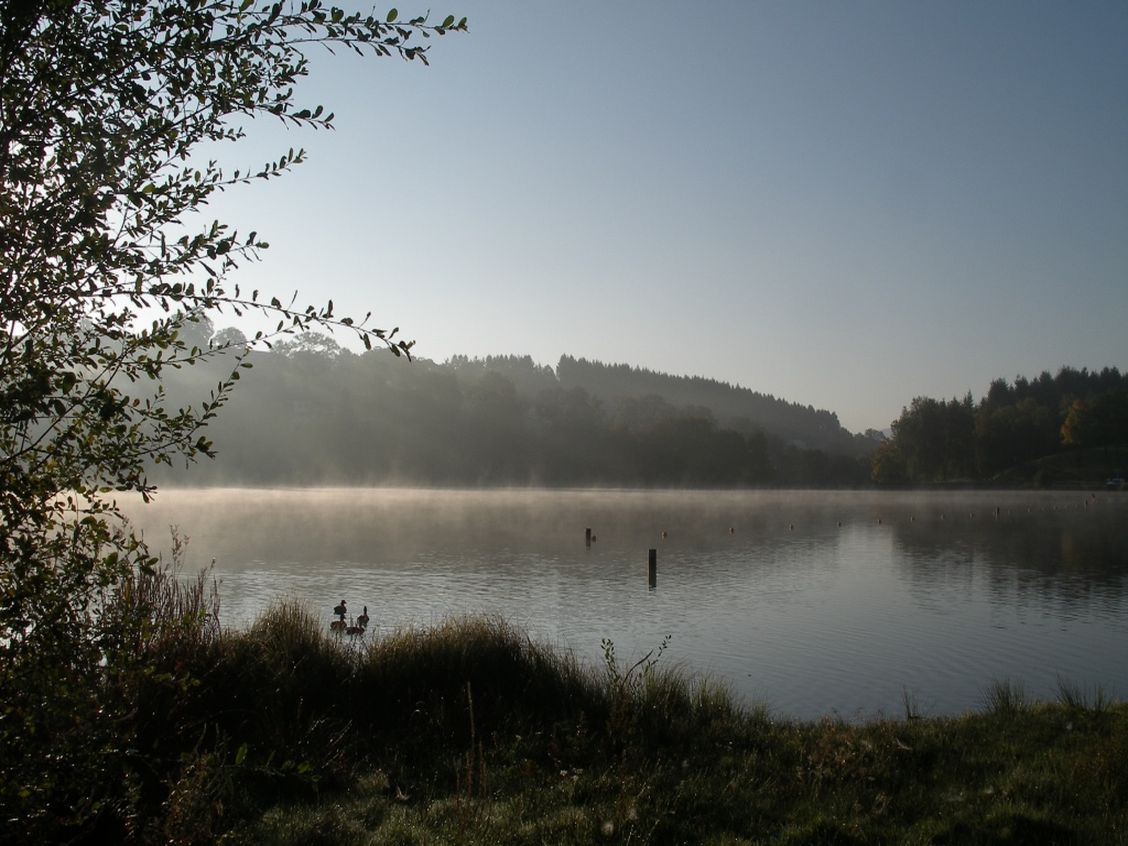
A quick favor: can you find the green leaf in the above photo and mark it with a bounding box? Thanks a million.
[386,7,397,22]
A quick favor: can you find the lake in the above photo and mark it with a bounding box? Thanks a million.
[123,488,1128,721]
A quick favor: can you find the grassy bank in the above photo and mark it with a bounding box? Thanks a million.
[12,570,1127,845]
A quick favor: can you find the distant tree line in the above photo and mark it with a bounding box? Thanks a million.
[871,367,1128,484]
[553,355,862,454]
[160,327,872,487]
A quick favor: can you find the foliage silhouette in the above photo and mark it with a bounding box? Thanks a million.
[874,367,1127,484]
[0,2,462,840]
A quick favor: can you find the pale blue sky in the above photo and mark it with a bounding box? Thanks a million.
[205,1,1128,433]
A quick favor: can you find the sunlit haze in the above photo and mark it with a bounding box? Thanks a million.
[199,1,1128,433]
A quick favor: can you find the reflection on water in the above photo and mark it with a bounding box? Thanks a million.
[122,488,1128,720]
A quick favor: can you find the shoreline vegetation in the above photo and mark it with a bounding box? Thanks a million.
[18,566,1125,845]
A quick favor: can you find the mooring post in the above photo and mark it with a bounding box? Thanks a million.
[586,527,592,548]
[648,547,657,588]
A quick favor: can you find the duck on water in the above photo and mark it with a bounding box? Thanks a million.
[331,600,371,636]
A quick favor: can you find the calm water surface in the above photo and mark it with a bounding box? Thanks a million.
[124,488,1128,720]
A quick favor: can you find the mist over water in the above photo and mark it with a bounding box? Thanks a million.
[123,488,1128,720]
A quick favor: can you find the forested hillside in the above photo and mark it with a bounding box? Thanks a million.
[555,356,859,453]
[872,367,1128,484]
[161,331,872,487]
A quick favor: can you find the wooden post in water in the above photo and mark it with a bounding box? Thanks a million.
[648,548,657,588]
[586,527,592,548]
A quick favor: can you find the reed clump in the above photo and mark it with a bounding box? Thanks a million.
[982,678,1027,715]
[353,616,608,743]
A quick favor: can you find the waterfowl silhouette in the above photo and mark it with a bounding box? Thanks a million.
[357,606,370,629]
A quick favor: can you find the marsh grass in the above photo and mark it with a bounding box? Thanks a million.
[26,577,1128,845]
[1056,676,1111,715]
[982,678,1027,715]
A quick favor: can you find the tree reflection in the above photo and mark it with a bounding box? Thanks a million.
[889,494,1128,616]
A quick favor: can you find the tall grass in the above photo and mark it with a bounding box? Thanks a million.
[81,593,766,843]
[101,562,221,662]
[22,565,1128,845]
[982,678,1027,715]
[1056,676,1111,715]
